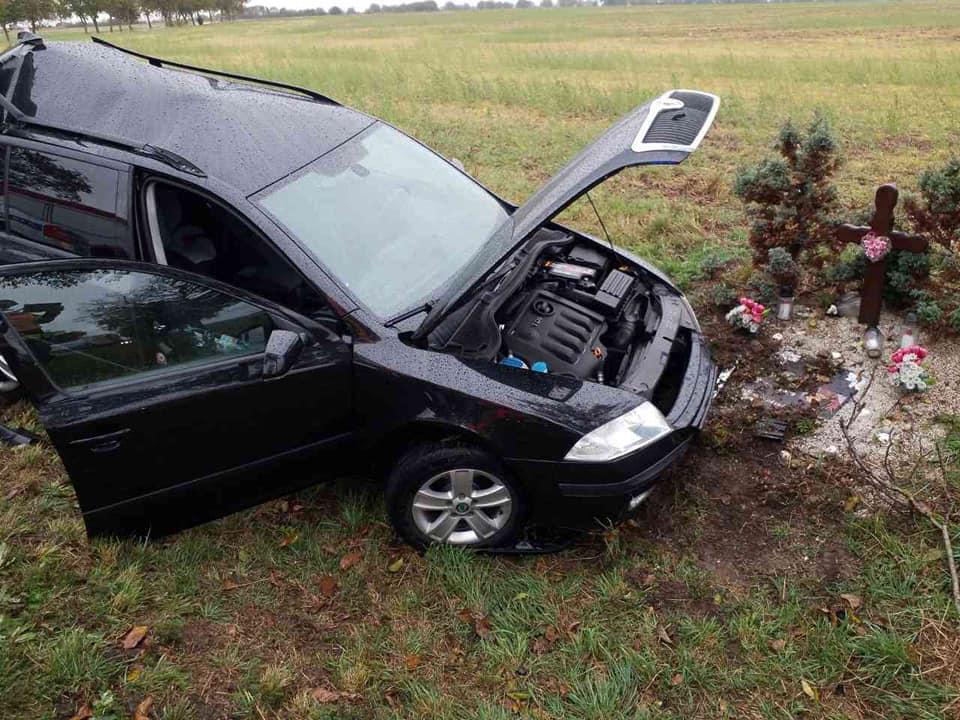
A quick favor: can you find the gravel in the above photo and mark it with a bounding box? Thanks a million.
[773,307,960,470]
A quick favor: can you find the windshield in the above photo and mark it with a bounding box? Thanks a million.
[255,123,509,319]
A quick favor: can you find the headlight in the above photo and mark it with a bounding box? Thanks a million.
[564,401,671,462]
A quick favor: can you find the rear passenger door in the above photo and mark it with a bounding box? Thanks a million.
[0,142,134,264]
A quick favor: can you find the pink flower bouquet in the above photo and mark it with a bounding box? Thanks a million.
[726,297,768,334]
[888,345,932,392]
[861,231,891,263]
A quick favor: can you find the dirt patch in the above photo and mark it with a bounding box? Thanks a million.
[617,308,863,596]
[633,440,859,595]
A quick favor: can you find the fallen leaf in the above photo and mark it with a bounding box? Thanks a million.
[387,558,404,573]
[122,625,149,650]
[474,614,492,640]
[318,575,338,597]
[279,531,299,548]
[657,626,673,646]
[544,626,559,642]
[670,673,684,686]
[383,688,401,708]
[457,608,474,625]
[840,593,862,611]
[340,552,362,571]
[801,678,819,702]
[768,638,786,652]
[312,687,340,704]
[311,687,360,704]
[127,665,143,683]
[69,704,93,720]
[134,696,153,720]
[843,495,861,512]
[404,654,421,671]
[905,643,921,665]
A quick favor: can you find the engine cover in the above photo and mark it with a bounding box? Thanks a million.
[504,290,606,378]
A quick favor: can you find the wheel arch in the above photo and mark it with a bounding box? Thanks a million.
[370,420,501,479]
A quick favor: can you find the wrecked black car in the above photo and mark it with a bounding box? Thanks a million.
[0,33,719,549]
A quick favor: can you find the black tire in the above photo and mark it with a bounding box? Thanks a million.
[385,443,525,549]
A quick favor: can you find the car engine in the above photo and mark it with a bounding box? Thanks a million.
[422,230,664,386]
[495,239,651,383]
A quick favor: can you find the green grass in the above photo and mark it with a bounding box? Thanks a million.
[3,3,960,717]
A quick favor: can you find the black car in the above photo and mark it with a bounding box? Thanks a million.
[0,33,719,549]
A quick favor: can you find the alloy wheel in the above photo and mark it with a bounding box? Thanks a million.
[411,468,513,545]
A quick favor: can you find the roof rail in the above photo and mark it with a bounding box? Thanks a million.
[4,120,206,177]
[90,36,339,106]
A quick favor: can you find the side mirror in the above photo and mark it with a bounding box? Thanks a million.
[262,329,303,379]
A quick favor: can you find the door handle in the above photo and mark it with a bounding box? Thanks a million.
[70,428,130,454]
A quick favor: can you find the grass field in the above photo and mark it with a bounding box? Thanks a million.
[3,2,960,718]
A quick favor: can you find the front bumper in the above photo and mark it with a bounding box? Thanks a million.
[507,333,716,530]
[507,430,695,530]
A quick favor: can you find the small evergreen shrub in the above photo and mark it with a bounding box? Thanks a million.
[709,283,739,309]
[746,271,778,304]
[902,158,960,331]
[765,247,800,292]
[915,300,943,326]
[734,115,841,271]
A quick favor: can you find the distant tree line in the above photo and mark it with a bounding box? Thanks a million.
[0,0,246,38]
[0,0,853,42]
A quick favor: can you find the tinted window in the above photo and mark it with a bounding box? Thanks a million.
[6,149,133,259]
[0,269,272,389]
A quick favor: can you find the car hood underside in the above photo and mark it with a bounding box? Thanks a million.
[508,89,720,246]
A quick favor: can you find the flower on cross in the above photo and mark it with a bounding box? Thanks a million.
[861,231,891,263]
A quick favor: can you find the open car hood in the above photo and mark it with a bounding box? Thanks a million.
[509,89,719,245]
[411,89,718,341]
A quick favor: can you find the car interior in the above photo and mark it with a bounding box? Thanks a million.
[145,182,328,318]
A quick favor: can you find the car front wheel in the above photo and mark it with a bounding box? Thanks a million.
[385,444,524,549]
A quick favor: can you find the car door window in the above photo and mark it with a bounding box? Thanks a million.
[5,148,133,259]
[0,268,272,390]
[146,182,328,317]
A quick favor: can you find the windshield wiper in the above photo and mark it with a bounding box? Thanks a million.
[386,302,433,328]
[411,253,520,342]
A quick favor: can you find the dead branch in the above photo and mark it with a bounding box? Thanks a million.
[839,368,960,618]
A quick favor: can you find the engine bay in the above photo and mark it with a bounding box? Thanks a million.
[496,239,651,384]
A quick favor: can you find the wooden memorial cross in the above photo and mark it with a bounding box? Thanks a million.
[836,184,928,355]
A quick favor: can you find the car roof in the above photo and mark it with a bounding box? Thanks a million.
[1,39,375,195]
